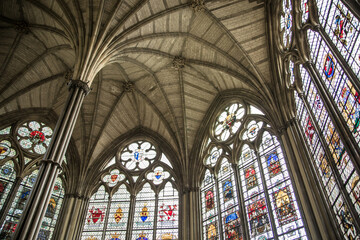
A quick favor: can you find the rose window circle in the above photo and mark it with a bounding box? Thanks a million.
[214,103,245,141]
[17,121,53,155]
[120,141,157,171]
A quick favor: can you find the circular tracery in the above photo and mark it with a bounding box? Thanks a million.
[16,121,53,155]
[214,103,245,141]
[120,140,156,171]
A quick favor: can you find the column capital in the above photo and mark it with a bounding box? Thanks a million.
[64,193,89,201]
[67,80,91,95]
[40,159,63,171]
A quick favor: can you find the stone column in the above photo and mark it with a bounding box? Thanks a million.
[182,186,201,240]
[53,194,90,240]
[13,80,90,240]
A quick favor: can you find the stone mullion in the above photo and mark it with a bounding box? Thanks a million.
[214,177,224,240]
[126,195,136,240]
[254,151,279,239]
[299,93,360,232]
[293,118,343,240]
[0,177,22,227]
[231,163,250,240]
[13,80,90,240]
[101,195,111,240]
[153,193,159,240]
[304,62,360,171]
[278,125,322,239]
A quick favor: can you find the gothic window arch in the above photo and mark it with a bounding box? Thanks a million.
[0,120,66,239]
[200,101,308,240]
[286,0,360,238]
[81,139,179,240]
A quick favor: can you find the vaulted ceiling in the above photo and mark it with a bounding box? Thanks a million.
[0,0,274,171]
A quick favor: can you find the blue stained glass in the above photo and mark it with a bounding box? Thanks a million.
[317,0,360,78]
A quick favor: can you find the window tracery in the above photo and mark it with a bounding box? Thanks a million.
[201,102,308,240]
[0,121,66,240]
[286,0,360,238]
[81,140,179,240]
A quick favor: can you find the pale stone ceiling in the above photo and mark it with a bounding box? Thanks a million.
[0,0,273,171]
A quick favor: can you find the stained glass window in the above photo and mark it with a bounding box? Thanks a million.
[0,122,65,240]
[105,185,130,240]
[17,121,53,155]
[201,102,308,240]
[281,0,293,49]
[302,0,309,23]
[81,139,179,240]
[157,182,179,239]
[292,2,360,236]
[82,186,108,240]
[316,0,360,77]
[307,30,360,145]
[201,169,219,240]
[295,92,359,239]
[0,161,16,212]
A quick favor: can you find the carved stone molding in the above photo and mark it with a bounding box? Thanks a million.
[67,80,91,95]
[182,186,200,194]
[123,81,134,92]
[65,193,89,201]
[172,56,186,70]
[191,0,205,12]
[15,21,29,34]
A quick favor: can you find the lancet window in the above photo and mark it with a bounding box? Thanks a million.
[200,102,308,240]
[0,121,66,239]
[284,0,360,238]
[81,139,179,240]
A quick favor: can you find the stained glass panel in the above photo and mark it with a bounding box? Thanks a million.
[120,141,156,171]
[239,145,273,240]
[82,186,109,237]
[17,121,53,155]
[0,161,16,212]
[214,103,244,141]
[156,182,179,239]
[259,132,306,239]
[0,127,11,135]
[300,65,360,217]
[105,185,130,239]
[146,166,170,185]
[302,0,309,23]
[0,170,38,239]
[317,0,360,77]
[102,169,125,187]
[131,183,155,239]
[307,30,360,145]
[202,169,219,240]
[40,178,65,240]
[281,0,293,48]
[295,92,359,239]
[0,140,16,160]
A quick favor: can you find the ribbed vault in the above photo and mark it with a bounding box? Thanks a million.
[0,0,274,179]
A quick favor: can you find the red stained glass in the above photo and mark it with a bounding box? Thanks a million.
[29,130,45,144]
[206,189,215,211]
